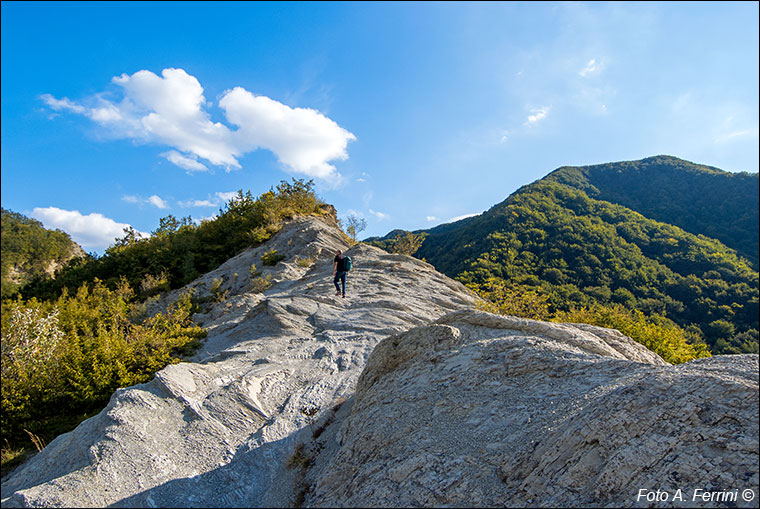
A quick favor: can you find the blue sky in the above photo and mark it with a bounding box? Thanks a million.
[2,1,758,253]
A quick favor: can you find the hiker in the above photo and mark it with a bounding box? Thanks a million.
[333,249,351,298]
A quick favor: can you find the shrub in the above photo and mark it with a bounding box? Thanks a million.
[468,277,550,320]
[554,303,711,364]
[295,256,315,268]
[1,280,206,455]
[250,275,272,293]
[261,249,285,266]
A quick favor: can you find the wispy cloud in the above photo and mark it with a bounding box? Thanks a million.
[122,194,170,209]
[31,207,148,252]
[178,191,238,208]
[426,215,439,222]
[369,209,388,221]
[578,58,604,77]
[715,127,760,144]
[161,150,208,172]
[41,68,356,179]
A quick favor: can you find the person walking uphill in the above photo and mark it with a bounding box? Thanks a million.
[333,249,352,298]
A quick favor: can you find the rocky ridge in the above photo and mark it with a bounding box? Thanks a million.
[304,311,758,507]
[1,216,478,507]
[1,216,757,508]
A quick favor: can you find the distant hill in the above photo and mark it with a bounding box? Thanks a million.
[1,208,87,299]
[370,156,759,355]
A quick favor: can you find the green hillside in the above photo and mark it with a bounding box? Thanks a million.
[1,208,86,300]
[543,155,759,268]
[373,157,759,355]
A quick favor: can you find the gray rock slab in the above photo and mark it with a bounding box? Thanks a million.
[1,217,478,507]
[304,312,759,508]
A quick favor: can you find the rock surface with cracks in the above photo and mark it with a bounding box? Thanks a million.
[2,216,757,508]
[1,216,478,507]
[303,311,758,508]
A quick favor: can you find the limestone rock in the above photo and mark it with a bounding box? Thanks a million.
[2,217,757,508]
[1,217,477,507]
[304,311,759,508]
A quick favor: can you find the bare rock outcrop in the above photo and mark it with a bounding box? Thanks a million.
[2,217,757,508]
[1,217,477,507]
[303,311,759,508]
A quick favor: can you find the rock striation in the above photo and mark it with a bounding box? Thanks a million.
[2,216,758,508]
[304,311,759,508]
[1,216,478,507]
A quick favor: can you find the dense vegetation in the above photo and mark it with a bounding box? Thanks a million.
[1,179,332,471]
[371,157,759,356]
[544,155,759,268]
[1,208,85,300]
[1,281,205,467]
[20,179,332,301]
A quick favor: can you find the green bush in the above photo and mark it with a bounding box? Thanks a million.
[1,280,206,457]
[554,303,711,364]
[19,179,329,301]
[261,249,285,266]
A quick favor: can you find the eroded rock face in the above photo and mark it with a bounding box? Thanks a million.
[2,217,757,508]
[305,311,759,508]
[0,217,477,507]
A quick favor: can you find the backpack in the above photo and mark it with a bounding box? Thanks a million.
[344,255,352,271]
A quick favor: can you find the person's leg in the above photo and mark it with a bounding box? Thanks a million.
[340,271,347,297]
[334,272,341,295]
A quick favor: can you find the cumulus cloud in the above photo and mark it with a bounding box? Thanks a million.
[31,207,148,252]
[41,68,356,179]
[525,106,550,126]
[147,195,168,209]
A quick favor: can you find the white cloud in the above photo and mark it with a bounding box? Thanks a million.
[579,58,604,77]
[40,94,86,114]
[525,106,550,126]
[161,150,208,172]
[122,194,170,208]
[220,87,356,178]
[426,215,439,222]
[147,195,168,209]
[42,68,356,179]
[179,199,216,208]
[215,191,239,203]
[30,207,148,252]
[369,209,388,221]
[178,191,239,208]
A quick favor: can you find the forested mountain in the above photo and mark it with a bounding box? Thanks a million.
[1,208,87,299]
[370,156,759,355]
[543,155,759,268]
